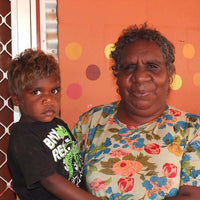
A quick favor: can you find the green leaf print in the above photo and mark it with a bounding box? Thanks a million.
[99,168,115,175]
[135,153,157,172]
[196,152,200,159]
[88,164,97,176]
[108,128,120,133]
[182,160,194,176]
[111,133,122,141]
[94,129,104,137]
[101,158,121,168]
[123,154,136,161]
[173,135,181,144]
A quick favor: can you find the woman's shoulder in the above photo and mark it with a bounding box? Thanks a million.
[76,101,118,127]
[167,105,200,120]
[83,101,118,116]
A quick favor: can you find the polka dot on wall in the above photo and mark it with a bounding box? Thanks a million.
[65,42,82,60]
[193,73,200,87]
[86,64,101,80]
[170,74,182,90]
[183,43,195,59]
[66,83,82,99]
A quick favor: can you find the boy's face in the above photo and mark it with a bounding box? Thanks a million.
[14,75,60,122]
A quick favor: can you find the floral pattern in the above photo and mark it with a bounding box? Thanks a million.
[72,101,200,200]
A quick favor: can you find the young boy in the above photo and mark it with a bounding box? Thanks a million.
[7,49,100,200]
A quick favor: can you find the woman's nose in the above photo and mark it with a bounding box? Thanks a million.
[132,66,151,83]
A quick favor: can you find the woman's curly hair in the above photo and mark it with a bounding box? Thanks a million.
[111,23,175,78]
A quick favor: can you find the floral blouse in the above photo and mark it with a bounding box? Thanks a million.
[72,101,200,200]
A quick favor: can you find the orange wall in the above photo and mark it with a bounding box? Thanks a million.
[58,0,200,128]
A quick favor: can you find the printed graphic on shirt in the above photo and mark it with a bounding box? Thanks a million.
[43,125,82,185]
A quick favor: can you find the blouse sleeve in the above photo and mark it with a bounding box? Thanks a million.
[71,114,87,160]
[180,124,200,187]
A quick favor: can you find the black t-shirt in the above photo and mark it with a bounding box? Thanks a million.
[7,118,83,200]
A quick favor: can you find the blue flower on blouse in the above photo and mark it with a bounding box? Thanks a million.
[103,106,114,114]
[182,154,191,161]
[130,134,144,148]
[174,121,188,132]
[192,181,198,186]
[191,168,200,178]
[106,187,112,194]
[158,191,165,197]
[191,141,200,153]
[163,114,173,120]
[103,138,112,147]
[167,188,178,197]
[149,176,167,187]
[181,170,190,183]
[142,180,153,190]
[88,128,97,140]
[163,133,173,145]
[118,128,133,137]
[149,193,157,199]
[109,193,133,200]
[186,113,200,119]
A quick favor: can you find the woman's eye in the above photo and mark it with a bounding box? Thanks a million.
[32,90,41,95]
[147,63,159,71]
[121,64,136,73]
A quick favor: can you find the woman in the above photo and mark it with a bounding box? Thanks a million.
[72,24,200,199]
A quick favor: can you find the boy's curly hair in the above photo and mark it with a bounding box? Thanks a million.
[8,48,60,97]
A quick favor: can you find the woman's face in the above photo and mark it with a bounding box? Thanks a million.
[117,40,170,118]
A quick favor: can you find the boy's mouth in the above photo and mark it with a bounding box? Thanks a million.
[42,109,56,116]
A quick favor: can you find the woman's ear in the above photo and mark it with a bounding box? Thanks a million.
[11,95,20,106]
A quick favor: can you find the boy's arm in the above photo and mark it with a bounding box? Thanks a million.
[40,173,101,200]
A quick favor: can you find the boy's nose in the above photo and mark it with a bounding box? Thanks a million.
[43,95,54,105]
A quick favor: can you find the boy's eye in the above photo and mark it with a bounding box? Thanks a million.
[32,90,41,95]
[51,88,60,94]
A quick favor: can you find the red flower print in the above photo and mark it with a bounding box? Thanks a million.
[144,143,160,155]
[118,177,134,193]
[162,163,177,178]
[109,149,129,158]
[90,178,106,192]
[169,109,181,117]
[108,118,116,125]
[82,134,86,146]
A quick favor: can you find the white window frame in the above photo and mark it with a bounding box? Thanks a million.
[11,0,38,121]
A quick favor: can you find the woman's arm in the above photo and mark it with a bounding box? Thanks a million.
[165,185,200,200]
[40,173,101,200]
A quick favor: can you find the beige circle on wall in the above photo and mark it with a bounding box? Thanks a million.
[104,43,115,59]
[193,73,200,87]
[182,43,195,59]
[170,74,182,90]
[65,42,82,60]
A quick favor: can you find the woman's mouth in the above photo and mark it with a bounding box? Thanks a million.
[132,90,150,97]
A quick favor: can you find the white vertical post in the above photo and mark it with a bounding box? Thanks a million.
[11,0,38,122]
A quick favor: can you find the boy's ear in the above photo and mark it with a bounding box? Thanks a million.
[11,95,20,106]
